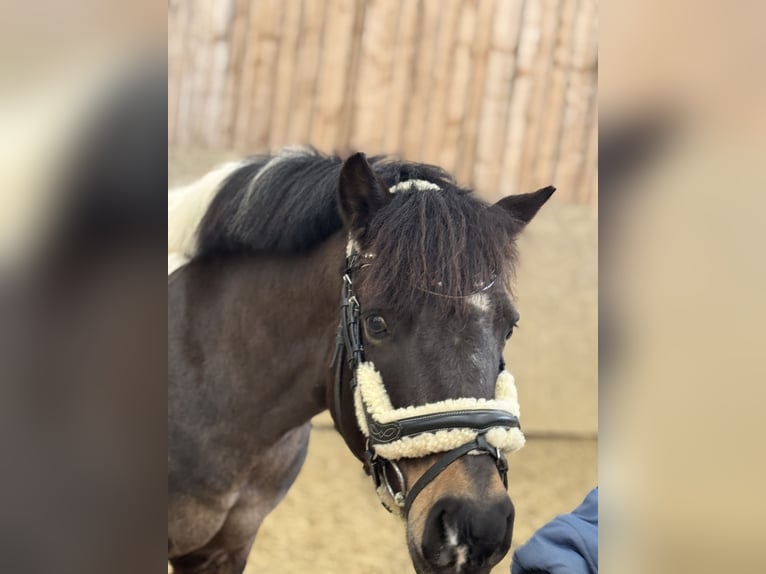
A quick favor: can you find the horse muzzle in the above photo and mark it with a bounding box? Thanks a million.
[408,493,515,574]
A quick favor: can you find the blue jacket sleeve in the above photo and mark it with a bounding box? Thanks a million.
[511,487,598,574]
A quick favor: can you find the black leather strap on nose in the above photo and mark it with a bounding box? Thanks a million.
[367,409,519,444]
[403,432,508,515]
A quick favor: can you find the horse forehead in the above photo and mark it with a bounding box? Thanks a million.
[467,292,491,312]
[414,306,495,353]
[468,288,515,317]
[413,294,503,332]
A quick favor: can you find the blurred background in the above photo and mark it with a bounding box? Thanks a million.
[2,0,763,573]
[169,1,597,572]
[168,0,597,205]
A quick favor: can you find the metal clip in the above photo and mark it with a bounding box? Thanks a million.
[381,460,407,508]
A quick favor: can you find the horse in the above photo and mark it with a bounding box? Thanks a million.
[168,148,554,574]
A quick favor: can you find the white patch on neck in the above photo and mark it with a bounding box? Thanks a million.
[168,253,190,275]
[167,160,244,275]
[388,179,441,193]
[167,148,317,278]
[467,292,490,312]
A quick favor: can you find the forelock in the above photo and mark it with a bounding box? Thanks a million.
[359,184,518,315]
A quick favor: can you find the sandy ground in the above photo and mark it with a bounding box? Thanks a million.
[245,414,596,574]
[169,147,598,573]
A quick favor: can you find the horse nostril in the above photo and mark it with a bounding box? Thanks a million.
[421,507,450,566]
[420,497,515,571]
[421,502,468,569]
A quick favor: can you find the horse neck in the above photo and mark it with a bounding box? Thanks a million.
[171,233,345,445]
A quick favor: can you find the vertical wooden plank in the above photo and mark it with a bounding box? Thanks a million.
[189,0,215,145]
[421,0,462,165]
[556,0,597,203]
[220,0,252,148]
[233,0,259,148]
[472,0,525,198]
[179,0,200,145]
[381,0,418,154]
[589,121,598,209]
[438,0,478,177]
[244,0,284,151]
[269,0,304,148]
[167,0,183,144]
[579,1,598,207]
[498,0,541,196]
[309,0,358,152]
[350,0,400,153]
[530,0,578,201]
[579,104,598,206]
[174,0,196,146]
[401,0,441,161]
[454,0,496,185]
[286,0,326,145]
[517,0,560,194]
[499,78,535,196]
[230,0,284,151]
[336,0,368,153]
[202,0,235,147]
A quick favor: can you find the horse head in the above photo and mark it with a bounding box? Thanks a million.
[329,153,554,574]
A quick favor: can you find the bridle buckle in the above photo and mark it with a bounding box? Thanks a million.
[364,442,406,512]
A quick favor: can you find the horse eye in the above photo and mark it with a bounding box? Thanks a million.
[505,324,516,340]
[365,315,388,337]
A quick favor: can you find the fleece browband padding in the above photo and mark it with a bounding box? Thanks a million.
[353,362,526,460]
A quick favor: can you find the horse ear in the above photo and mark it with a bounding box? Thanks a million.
[493,186,556,227]
[337,152,388,233]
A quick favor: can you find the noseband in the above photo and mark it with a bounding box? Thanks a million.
[330,247,524,515]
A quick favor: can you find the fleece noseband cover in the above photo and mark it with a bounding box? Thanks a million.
[353,362,526,461]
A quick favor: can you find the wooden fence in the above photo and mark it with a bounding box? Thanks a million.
[168,0,598,204]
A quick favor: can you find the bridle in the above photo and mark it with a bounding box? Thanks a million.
[330,247,521,515]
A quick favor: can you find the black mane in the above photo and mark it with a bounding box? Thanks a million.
[195,148,519,307]
[195,148,457,258]
[195,148,342,257]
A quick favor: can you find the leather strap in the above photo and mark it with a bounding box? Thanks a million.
[403,432,507,515]
[367,409,519,444]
